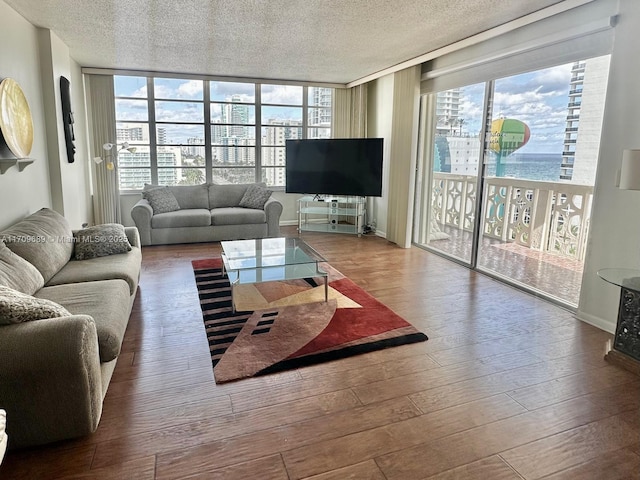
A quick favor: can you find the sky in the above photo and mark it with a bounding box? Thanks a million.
[457,62,575,155]
[114,76,313,144]
[113,58,605,154]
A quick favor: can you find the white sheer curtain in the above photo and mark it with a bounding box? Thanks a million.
[332,84,367,138]
[86,74,120,225]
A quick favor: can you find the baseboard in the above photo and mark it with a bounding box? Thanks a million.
[279,220,298,226]
[575,311,616,334]
[374,229,386,238]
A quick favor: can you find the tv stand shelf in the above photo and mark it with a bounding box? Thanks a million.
[298,196,366,237]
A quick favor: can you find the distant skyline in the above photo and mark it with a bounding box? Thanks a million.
[114,76,324,145]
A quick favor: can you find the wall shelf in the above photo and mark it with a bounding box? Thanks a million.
[0,158,34,174]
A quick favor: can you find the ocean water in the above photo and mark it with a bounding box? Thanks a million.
[485,153,563,181]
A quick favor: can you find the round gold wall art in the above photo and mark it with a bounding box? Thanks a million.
[0,78,34,159]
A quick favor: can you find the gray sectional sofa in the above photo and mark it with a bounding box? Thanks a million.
[0,208,142,448]
[131,183,283,246]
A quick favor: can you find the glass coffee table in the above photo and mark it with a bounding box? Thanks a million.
[220,237,328,312]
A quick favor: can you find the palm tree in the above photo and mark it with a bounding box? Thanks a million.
[179,168,205,185]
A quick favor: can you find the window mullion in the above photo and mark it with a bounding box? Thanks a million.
[147,77,158,185]
[302,86,309,139]
[255,83,262,183]
[204,81,212,184]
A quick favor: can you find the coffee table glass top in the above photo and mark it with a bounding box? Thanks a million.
[220,237,327,285]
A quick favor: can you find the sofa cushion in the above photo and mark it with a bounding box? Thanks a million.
[36,279,131,362]
[238,184,273,209]
[142,187,181,214]
[73,224,132,260]
[47,246,142,295]
[151,209,212,229]
[209,183,266,209]
[168,184,209,209]
[211,207,267,226]
[0,208,74,283]
[0,241,44,295]
[0,285,71,325]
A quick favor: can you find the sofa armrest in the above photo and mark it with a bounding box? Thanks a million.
[264,197,283,237]
[131,199,153,246]
[125,226,141,248]
[0,315,103,448]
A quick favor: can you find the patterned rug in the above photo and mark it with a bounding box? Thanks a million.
[192,257,428,383]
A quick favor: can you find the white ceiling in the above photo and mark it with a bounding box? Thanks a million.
[6,0,573,85]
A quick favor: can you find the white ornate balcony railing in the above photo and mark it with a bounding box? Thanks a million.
[431,172,593,261]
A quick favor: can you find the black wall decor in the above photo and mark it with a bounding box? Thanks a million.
[60,76,75,163]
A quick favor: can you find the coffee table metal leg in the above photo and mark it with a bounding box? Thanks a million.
[324,276,328,302]
[231,284,236,313]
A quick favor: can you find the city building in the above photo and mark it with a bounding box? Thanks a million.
[560,56,610,184]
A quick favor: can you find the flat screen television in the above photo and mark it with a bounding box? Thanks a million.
[285,138,383,197]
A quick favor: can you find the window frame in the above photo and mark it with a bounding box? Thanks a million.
[114,75,333,192]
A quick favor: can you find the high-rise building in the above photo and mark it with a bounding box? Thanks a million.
[308,87,332,138]
[183,137,205,157]
[156,127,167,145]
[262,119,302,186]
[118,148,181,189]
[560,57,609,184]
[116,125,144,143]
[435,88,462,135]
[220,95,251,138]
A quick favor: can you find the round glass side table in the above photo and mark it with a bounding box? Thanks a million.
[597,268,640,373]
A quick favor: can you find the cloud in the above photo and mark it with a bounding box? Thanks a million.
[177,80,203,98]
[115,99,148,121]
[211,81,255,102]
[155,102,204,123]
[261,85,303,105]
[532,64,573,94]
[131,85,147,97]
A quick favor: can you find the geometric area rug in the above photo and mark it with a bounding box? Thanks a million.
[192,257,428,383]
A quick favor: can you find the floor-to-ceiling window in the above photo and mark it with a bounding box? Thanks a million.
[414,55,610,307]
[113,75,333,191]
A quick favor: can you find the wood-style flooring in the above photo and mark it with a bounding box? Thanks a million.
[1,227,638,479]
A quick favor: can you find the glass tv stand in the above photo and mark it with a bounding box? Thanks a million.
[297,196,366,236]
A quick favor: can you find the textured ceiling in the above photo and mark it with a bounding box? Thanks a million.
[5,0,570,84]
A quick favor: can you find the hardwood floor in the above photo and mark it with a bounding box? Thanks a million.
[1,227,638,479]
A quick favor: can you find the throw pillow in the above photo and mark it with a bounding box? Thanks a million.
[74,224,132,261]
[0,241,45,295]
[142,187,180,214]
[238,184,273,209]
[0,285,71,325]
[0,208,74,283]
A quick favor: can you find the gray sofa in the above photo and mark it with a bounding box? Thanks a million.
[0,208,142,448]
[131,183,283,246]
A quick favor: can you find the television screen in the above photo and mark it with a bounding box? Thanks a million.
[285,138,383,197]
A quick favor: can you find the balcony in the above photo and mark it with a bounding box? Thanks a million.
[426,172,592,305]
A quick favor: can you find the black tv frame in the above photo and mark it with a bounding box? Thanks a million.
[285,137,383,197]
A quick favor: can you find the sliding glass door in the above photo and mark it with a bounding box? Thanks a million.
[414,55,610,307]
[413,83,486,264]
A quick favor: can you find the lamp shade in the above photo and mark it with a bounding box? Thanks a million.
[619,149,640,190]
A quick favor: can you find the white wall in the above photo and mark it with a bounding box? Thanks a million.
[0,2,92,230]
[0,1,51,228]
[38,28,92,229]
[577,0,640,333]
